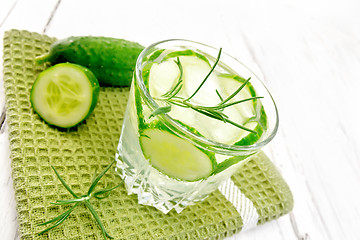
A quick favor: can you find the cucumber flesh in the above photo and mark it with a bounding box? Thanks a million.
[216,74,265,145]
[140,129,214,181]
[30,63,100,128]
[148,60,180,98]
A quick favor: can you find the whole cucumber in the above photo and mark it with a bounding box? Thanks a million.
[35,36,144,87]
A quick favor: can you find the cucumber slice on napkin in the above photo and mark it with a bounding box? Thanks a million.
[30,63,100,128]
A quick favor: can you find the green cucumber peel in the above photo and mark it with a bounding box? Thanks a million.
[35,36,144,87]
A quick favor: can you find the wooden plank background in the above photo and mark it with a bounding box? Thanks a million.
[1,0,359,239]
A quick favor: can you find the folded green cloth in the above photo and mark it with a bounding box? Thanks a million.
[3,29,293,239]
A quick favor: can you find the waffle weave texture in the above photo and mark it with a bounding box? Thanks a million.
[2,29,293,240]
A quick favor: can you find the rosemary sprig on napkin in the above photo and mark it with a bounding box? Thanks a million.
[38,160,121,239]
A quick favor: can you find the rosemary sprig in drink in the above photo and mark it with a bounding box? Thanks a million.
[151,48,263,134]
[38,160,121,239]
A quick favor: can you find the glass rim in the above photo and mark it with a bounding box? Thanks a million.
[135,39,279,154]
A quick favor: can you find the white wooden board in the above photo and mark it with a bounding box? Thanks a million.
[1,0,360,239]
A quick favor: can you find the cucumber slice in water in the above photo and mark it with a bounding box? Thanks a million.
[30,63,100,128]
[217,74,267,145]
[140,129,214,181]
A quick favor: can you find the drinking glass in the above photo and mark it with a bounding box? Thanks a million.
[115,39,278,214]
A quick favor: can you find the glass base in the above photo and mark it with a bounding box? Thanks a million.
[115,149,220,214]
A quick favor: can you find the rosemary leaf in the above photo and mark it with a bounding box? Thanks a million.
[186,48,222,101]
[84,200,113,239]
[91,166,100,183]
[166,82,183,99]
[51,196,88,205]
[94,191,112,200]
[221,96,263,109]
[225,118,257,133]
[94,183,123,200]
[149,105,172,118]
[38,202,80,227]
[51,165,79,198]
[204,96,264,111]
[220,77,251,105]
[166,99,188,108]
[215,89,224,101]
[180,101,229,120]
[189,107,224,122]
[162,57,184,99]
[87,160,115,195]
[38,202,80,234]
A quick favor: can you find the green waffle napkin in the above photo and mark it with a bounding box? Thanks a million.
[2,29,293,240]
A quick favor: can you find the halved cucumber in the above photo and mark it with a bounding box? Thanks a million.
[140,128,215,181]
[30,63,100,128]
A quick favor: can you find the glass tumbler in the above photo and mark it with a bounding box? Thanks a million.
[115,39,278,214]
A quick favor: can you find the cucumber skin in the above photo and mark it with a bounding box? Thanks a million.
[76,64,100,125]
[36,36,144,87]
